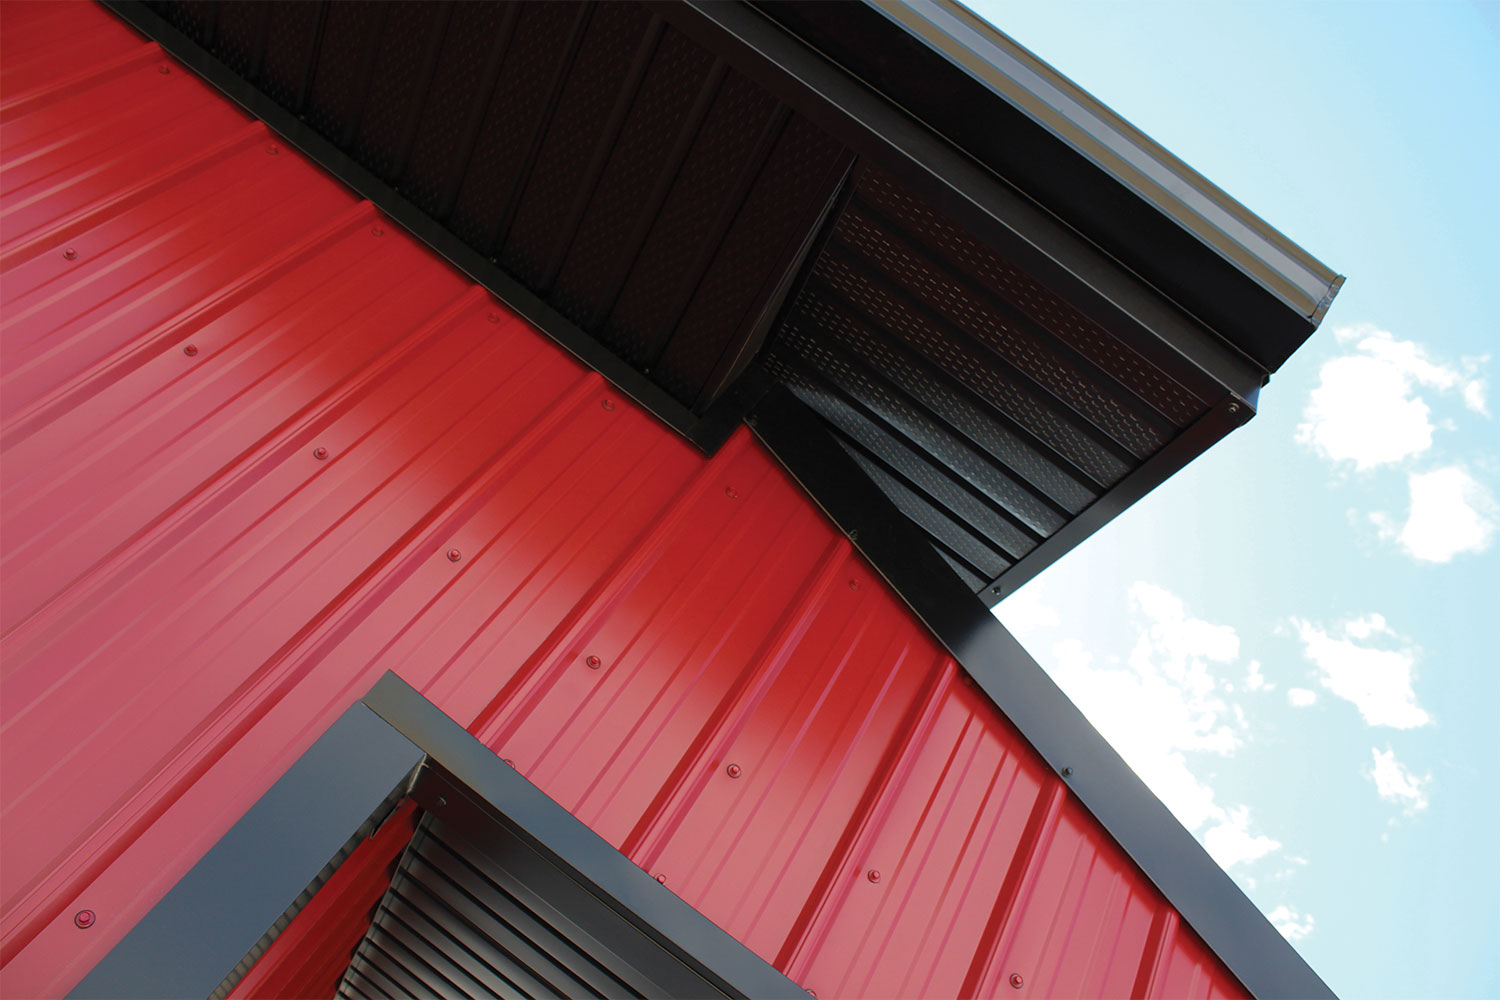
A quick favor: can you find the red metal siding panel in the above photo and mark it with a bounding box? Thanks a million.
[0,5,1247,998]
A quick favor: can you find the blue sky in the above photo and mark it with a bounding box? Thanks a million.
[968,2,1499,997]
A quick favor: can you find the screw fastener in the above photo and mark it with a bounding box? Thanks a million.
[726,763,742,778]
[655,874,667,884]
[586,655,602,669]
[867,869,881,883]
[1061,767,1074,778]
[312,446,328,460]
[724,487,739,499]
[62,247,77,260]
[1010,973,1024,989]
[1227,402,1241,415]
[74,910,96,929]
[183,344,199,357]
[371,225,385,237]
[601,399,615,411]
[446,548,462,562]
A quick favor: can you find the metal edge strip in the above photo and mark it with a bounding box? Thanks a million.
[746,384,1336,1000]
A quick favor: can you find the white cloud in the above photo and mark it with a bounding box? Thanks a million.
[1267,905,1316,942]
[1203,806,1282,869]
[1036,584,1285,878]
[1287,687,1318,707]
[994,586,1060,640]
[1296,325,1487,470]
[1371,465,1498,562]
[1369,747,1431,815]
[1292,616,1431,728]
[1244,659,1273,692]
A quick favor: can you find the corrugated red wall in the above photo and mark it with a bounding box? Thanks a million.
[0,4,1244,997]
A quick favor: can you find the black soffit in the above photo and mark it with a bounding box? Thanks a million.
[112,0,1340,606]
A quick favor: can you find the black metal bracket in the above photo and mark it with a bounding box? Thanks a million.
[747,384,1335,1000]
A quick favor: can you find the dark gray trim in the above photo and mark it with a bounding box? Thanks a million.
[746,0,1343,373]
[102,0,750,455]
[68,705,425,1000]
[362,673,808,1000]
[747,385,1335,1000]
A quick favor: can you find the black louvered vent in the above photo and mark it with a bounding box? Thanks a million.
[764,166,1223,597]
[339,812,735,1000]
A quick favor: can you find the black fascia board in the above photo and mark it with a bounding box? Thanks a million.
[655,0,1266,408]
[750,0,1344,375]
[360,673,810,1000]
[748,384,1337,1000]
[100,0,755,455]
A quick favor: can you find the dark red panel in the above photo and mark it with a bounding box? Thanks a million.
[0,5,1246,998]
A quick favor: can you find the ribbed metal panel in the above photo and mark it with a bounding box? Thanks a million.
[2,6,1245,998]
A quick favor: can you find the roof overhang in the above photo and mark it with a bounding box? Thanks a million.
[104,0,1342,607]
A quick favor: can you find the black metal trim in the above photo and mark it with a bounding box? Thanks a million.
[102,0,749,455]
[67,704,426,1000]
[360,674,808,1000]
[747,385,1335,1000]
